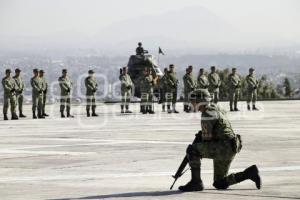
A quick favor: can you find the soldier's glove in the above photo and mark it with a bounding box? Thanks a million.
[10,89,15,93]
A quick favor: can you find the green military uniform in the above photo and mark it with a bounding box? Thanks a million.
[183,73,197,112]
[228,73,241,111]
[139,74,155,114]
[2,74,18,120]
[246,73,259,110]
[13,74,25,117]
[85,75,98,116]
[40,76,48,116]
[119,73,133,113]
[197,74,209,89]
[179,89,261,192]
[159,72,168,111]
[164,71,179,113]
[208,72,221,104]
[58,75,73,117]
[31,75,44,118]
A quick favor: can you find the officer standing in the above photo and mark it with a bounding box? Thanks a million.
[31,69,44,119]
[246,68,259,111]
[183,66,197,112]
[139,67,156,114]
[39,70,49,117]
[197,68,209,89]
[85,70,98,117]
[13,68,26,118]
[178,89,261,192]
[119,67,133,114]
[2,69,18,120]
[228,68,241,111]
[58,69,74,118]
[208,66,221,104]
[165,64,179,114]
[159,68,168,112]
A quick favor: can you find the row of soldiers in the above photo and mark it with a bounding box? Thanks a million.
[1,68,100,120]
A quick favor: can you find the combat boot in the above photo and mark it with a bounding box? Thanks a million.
[92,107,98,117]
[184,105,188,112]
[172,104,179,114]
[121,105,124,114]
[167,105,172,113]
[4,114,8,121]
[19,110,26,118]
[125,105,132,113]
[11,112,19,120]
[230,103,234,112]
[252,105,259,111]
[162,105,165,112]
[38,110,45,119]
[33,111,37,119]
[61,111,65,118]
[247,104,251,111]
[67,112,74,118]
[179,168,204,192]
[141,106,147,114]
[86,108,90,117]
[235,165,261,189]
[148,106,155,114]
[43,112,49,117]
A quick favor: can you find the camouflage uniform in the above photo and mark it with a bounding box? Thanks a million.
[13,75,25,116]
[40,76,48,116]
[197,74,209,89]
[139,74,155,114]
[119,73,133,113]
[31,76,44,118]
[208,72,221,103]
[2,75,18,119]
[246,74,259,110]
[159,73,167,111]
[179,89,261,191]
[183,73,197,112]
[85,75,98,116]
[58,75,73,117]
[228,73,241,111]
[164,71,179,113]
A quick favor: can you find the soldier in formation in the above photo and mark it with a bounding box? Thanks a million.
[31,69,44,119]
[164,64,179,114]
[85,70,98,117]
[208,66,221,104]
[197,68,209,89]
[139,67,156,114]
[58,69,74,118]
[159,68,168,112]
[183,66,197,113]
[39,70,49,117]
[13,68,26,118]
[246,68,259,111]
[2,69,18,120]
[119,67,133,113]
[178,89,261,192]
[228,68,241,111]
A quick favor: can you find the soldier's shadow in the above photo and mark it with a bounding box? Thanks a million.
[49,189,300,200]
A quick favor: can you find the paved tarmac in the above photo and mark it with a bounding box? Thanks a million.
[0,101,299,200]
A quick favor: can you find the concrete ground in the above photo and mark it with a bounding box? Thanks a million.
[0,101,299,200]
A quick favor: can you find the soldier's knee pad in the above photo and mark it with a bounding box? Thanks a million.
[213,179,229,190]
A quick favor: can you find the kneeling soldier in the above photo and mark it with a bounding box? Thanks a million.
[179,89,261,192]
[85,70,98,117]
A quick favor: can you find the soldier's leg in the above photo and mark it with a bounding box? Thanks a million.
[125,91,132,113]
[60,97,66,118]
[213,160,261,190]
[86,96,91,116]
[32,95,38,119]
[37,95,44,118]
[229,91,234,111]
[247,90,253,110]
[10,95,18,120]
[3,95,9,120]
[148,92,154,114]
[214,91,219,104]
[165,92,172,113]
[141,93,148,114]
[183,92,189,112]
[91,96,98,116]
[252,90,258,110]
[66,97,73,117]
[234,90,239,111]
[18,94,26,117]
[172,90,179,113]
[42,93,48,116]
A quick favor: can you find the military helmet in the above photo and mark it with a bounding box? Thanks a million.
[211,66,216,70]
[15,68,21,73]
[39,69,44,73]
[138,42,142,46]
[190,89,212,103]
[62,69,67,73]
[88,69,94,74]
[5,69,11,74]
[33,68,39,73]
[249,68,255,72]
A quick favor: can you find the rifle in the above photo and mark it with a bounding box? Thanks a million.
[170,131,202,190]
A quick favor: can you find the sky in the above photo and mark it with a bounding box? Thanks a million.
[0,0,299,52]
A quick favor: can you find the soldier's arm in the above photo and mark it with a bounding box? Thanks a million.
[85,79,95,90]
[59,78,70,90]
[31,79,41,91]
[3,79,14,91]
